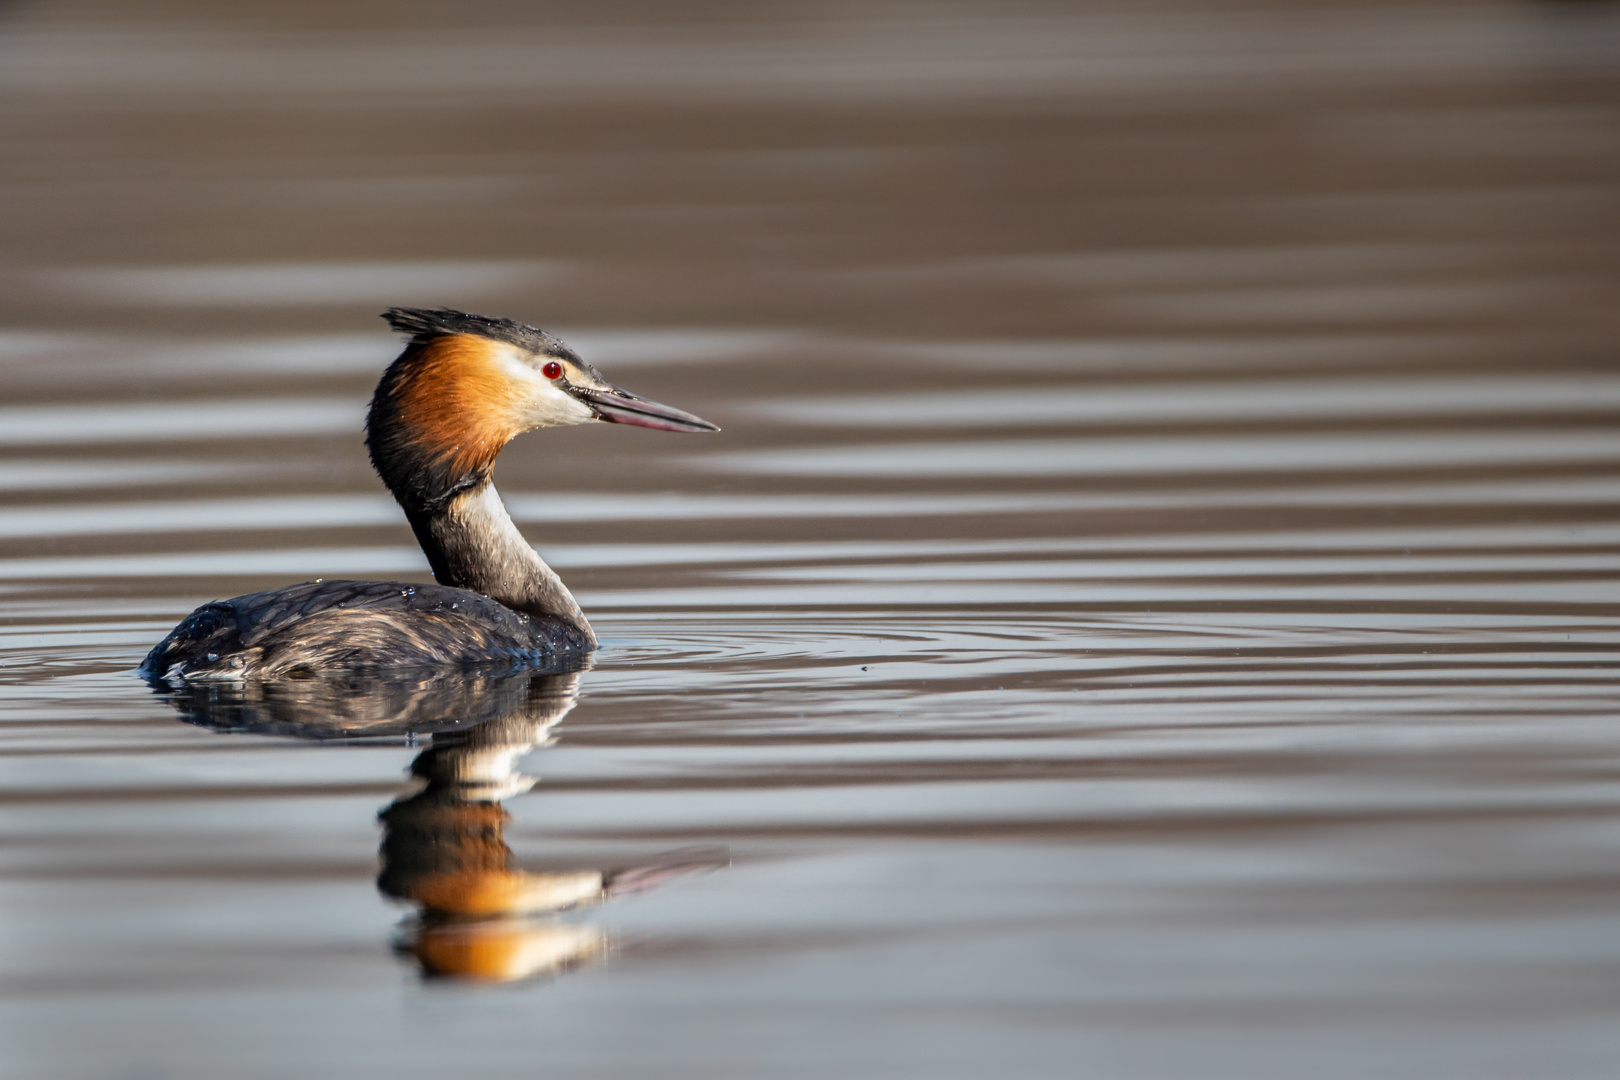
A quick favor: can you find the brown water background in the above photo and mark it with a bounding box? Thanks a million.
[3,1,1620,1076]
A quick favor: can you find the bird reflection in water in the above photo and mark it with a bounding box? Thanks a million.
[148,662,723,984]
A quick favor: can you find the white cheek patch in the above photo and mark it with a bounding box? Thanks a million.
[529,382,596,427]
[494,346,596,428]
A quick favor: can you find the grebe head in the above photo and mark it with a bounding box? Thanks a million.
[368,307,717,511]
[381,306,718,434]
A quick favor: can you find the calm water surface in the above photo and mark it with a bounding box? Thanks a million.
[3,2,1620,1077]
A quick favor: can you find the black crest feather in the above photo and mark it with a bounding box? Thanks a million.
[382,307,580,362]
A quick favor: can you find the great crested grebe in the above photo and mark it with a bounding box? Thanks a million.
[139,307,717,681]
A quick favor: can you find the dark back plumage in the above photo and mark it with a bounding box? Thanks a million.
[139,579,592,681]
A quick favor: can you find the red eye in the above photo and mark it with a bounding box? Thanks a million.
[542,361,563,380]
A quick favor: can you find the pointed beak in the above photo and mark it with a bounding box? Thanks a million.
[577,385,720,433]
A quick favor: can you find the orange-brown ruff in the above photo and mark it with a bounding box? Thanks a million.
[393,332,532,482]
[140,307,718,681]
